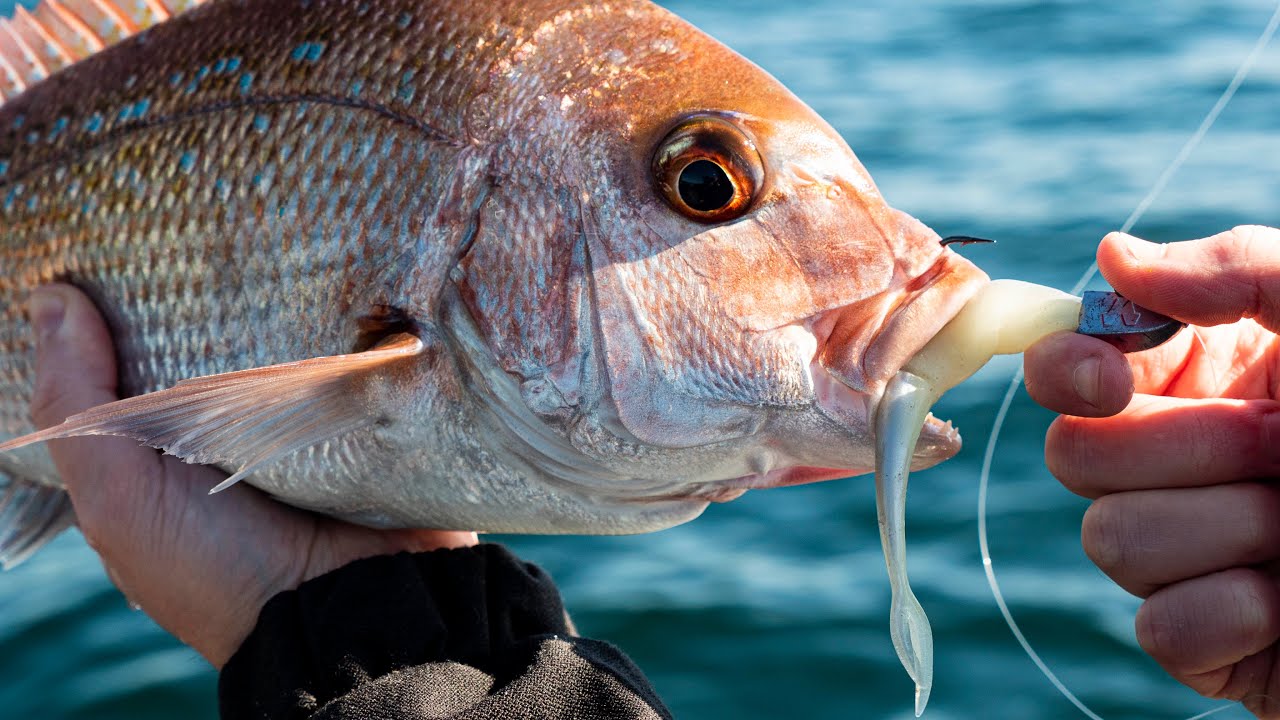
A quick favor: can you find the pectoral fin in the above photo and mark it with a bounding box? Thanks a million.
[0,333,424,493]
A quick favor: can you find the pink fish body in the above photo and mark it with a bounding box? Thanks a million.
[0,0,987,566]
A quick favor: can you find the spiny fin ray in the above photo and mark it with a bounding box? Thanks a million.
[0,0,207,102]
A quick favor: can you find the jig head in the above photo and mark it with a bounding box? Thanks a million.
[1077,291,1185,353]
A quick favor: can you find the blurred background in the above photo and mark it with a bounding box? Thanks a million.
[2,1,1278,718]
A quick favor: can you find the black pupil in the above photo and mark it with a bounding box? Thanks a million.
[678,159,735,212]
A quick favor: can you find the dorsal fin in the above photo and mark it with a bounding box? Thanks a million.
[0,0,208,102]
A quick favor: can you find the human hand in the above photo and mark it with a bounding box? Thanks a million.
[1023,226,1280,717]
[28,283,477,668]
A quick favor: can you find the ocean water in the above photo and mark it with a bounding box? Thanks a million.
[1,1,1278,719]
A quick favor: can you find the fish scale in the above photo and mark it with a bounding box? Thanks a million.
[0,0,991,602]
[0,0,493,514]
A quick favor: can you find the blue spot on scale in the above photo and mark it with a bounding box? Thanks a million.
[226,57,242,72]
[179,151,197,174]
[169,71,183,87]
[350,79,364,95]
[24,131,37,145]
[291,42,325,63]
[213,58,227,73]
[0,160,9,175]
[25,196,35,211]
[238,72,254,94]
[252,114,270,133]
[85,114,104,133]
[11,114,24,129]
[396,12,412,28]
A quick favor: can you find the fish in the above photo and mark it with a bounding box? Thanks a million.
[0,0,989,571]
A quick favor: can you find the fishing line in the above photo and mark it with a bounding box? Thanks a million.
[976,2,1280,718]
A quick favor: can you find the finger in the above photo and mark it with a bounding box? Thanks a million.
[27,285,173,544]
[1023,332,1133,417]
[1098,227,1280,331]
[1136,569,1280,696]
[1046,394,1280,498]
[1081,483,1280,597]
[385,529,480,554]
[28,284,118,428]
[1121,321,1273,399]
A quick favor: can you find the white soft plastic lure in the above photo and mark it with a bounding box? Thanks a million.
[874,280,1081,715]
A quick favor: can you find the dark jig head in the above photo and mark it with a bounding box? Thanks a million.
[1077,291,1185,353]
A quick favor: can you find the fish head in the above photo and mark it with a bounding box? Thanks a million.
[447,1,989,526]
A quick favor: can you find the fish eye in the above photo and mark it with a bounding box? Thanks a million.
[652,115,763,223]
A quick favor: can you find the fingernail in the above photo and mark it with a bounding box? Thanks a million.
[1116,233,1160,261]
[1072,356,1101,409]
[28,290,65,344]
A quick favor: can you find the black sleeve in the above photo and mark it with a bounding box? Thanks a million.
[218,543,672,720]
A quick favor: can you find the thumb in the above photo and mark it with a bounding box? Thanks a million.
[28,283,119,430]
[26,283,166,514]
[1097,226,1280,331]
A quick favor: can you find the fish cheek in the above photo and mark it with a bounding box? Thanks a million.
[588,220,823,450]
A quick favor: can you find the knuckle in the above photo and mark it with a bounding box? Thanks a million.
[1081,497,1130,578]
[1223,570,1280,642]
[1044,417,1093,495]
[1136,594,1184,666]
[1233,484,1280,562]
[1222,225,1280,323]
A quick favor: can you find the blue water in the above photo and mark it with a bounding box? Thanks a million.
[2,1,1278,718]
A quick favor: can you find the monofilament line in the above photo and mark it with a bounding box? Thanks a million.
[977,1,1280,718]
[1068,0,1280,297]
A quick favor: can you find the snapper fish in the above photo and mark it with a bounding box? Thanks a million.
[0,0,989,628]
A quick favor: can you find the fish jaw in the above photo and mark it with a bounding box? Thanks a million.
[812,213,992,399]
[796,228,988,476]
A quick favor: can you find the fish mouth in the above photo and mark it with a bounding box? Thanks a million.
[866,251,987,463]
[815,248,989,465]
[823,249,989,397]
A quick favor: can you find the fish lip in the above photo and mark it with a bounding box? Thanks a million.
[863,252,987,464]
[810,249,987,467]
[854,251,990,397]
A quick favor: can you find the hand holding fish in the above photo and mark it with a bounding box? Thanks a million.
[1024,227,1280,717]
[25,283,476,668]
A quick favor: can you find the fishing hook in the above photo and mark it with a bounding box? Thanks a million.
[939,235,996,248]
